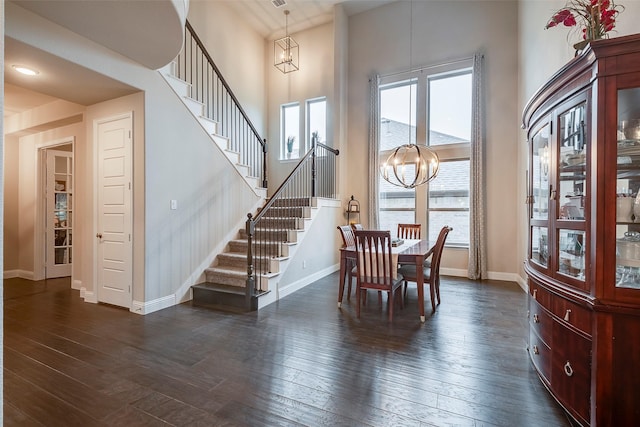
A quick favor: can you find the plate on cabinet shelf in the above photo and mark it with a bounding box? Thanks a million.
[616,257,640,268]
[618,138,640,145]
[617,141,640,155]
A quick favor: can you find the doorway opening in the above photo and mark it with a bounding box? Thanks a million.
[35,138,75,281]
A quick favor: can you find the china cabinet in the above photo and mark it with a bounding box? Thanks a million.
[522,34,640,426]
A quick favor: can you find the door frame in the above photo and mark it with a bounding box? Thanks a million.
[92,112,134,308]
[34,137,75,282]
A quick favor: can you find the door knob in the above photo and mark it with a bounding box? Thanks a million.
[96,233,103,239]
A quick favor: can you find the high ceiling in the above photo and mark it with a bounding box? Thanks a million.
[223,0,393,39]
[4,0,393,121]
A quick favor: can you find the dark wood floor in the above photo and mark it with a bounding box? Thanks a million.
[3,273,572,426]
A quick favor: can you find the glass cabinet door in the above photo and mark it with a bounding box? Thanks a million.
[615,87,640,289]
[558,104,586,221]
[532,226,549,267]
[530,123,550,269]
[532,124,550,221]
[558,229,585,280]
[555,102,587,286]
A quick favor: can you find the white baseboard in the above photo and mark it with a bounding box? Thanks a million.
[72,279,82,290]
[80,287,97,303]
[131,295,175,315]
[3,270,19,279]
[3,270,34,280]
[440,267,525,288]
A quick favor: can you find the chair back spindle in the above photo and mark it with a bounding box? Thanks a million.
[397,223,421,239]
[353,230,404,321]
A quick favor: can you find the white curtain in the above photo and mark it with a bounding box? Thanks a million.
[468,53,487,280]
[368,74,381,229]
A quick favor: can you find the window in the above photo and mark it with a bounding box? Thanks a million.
[281,97,328,160]
[379,80,417,232]
[428,160,470,246]
[307,97,327,145]
[378,63,472,246]
[282,102,300,159]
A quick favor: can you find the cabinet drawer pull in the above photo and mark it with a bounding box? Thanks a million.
[533,289,537,300]
[564,361,574,377]
[533,345,539,355]
[533,314,540,323]
[564,309,572,322]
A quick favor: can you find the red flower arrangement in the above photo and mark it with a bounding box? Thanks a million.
[545,0,624,49]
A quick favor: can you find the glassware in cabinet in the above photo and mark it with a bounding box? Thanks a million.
[616,87,640,289]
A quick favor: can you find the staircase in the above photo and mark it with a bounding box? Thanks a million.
[192,197,315,312]
[159,20,340,313]
[160,62,267,199]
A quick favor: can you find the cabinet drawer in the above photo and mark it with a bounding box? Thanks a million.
[529,282,552,311]
[552,297,592,335]
[552,322,591,425]
[529,298,552,345]
[529,329,552,383]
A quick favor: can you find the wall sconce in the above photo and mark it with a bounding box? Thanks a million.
[274,10,299,74]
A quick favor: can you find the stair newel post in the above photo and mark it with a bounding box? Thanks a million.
[262,139,268,188]
[311,133,317,198]
[245,213,256,309]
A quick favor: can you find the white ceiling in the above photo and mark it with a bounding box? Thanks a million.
[224,0,393,39]
[4,0,393,120]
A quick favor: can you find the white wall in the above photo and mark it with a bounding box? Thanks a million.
[278,203,343,289]
[3,134,19,274]
[6,2,261,308]
[16,121,84,280]
[516,1,640,279]
[266,22,336,191]
[187,0,267,135]
[334,5,350,206]
[347,1,520,278]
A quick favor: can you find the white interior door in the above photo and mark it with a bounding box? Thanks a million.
[96,115,133,308]
[46,149,73,278]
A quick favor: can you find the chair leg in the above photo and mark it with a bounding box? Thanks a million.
[435,276,441,305]
[388,290,393,321]
[356,285,361,318]
[429,280,437,313]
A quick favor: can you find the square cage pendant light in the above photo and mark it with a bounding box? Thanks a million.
[274,10,299,74]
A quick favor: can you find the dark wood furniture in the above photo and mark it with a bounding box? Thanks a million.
[399,226,451,312]
[339,238,435,321]
[522,34,640,426]
[336,225,357,304]
[397,223,421,239]
[353,230,405,321]
[350,223,364,231]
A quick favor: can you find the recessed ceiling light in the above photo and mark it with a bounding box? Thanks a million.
[12,65,39,76]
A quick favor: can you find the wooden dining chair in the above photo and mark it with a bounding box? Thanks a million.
[351,223,364,232]
[398,226,452,313]
[337,225,358,303]
[397,223,421,239]
[353,230,405,321]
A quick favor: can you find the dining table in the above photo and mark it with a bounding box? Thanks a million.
[338,238,436,322]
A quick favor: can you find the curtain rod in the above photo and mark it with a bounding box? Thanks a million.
[380,54,480,79]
